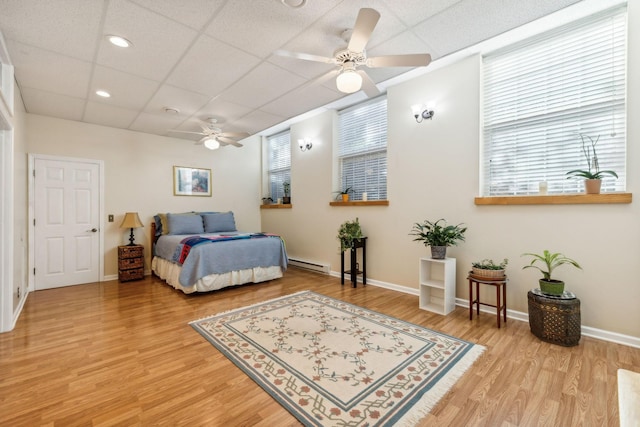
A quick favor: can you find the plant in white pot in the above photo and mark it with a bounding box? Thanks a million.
[565,134,618,194]
[410,218,467,259]
[522,250,582,295]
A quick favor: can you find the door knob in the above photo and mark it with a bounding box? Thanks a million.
[87,228,98,232]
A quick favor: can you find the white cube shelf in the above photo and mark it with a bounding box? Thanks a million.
[419,257,456,315]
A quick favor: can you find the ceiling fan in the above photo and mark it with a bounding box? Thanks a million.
[169,118,249,150]
[275,8,431,97]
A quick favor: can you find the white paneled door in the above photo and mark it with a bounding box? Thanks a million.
[34,158,100,290]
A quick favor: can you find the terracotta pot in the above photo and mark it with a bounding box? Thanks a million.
[341,194,350,202]
[584,179,601,194]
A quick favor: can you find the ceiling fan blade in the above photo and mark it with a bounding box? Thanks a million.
[217,136,243,147]
[357,70,381,97]
[169,129,206,136]
[347,8,380,53]
[195,136,207,145]
[274,49,335,64]
[219,131,249,138]
[367,53,432,68]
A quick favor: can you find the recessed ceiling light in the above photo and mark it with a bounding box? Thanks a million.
[96,90,111,98]
[106,35,132,48]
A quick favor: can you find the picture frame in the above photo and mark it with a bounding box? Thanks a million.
[173,166,212,197]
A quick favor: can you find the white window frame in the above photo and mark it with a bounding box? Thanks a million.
[337,96,388,201]
[266,130,291,201]
[481,6,627,197]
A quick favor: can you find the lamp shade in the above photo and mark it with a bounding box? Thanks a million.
[336,69,362,94]
[120,212,143,229]
[203,137,220,150]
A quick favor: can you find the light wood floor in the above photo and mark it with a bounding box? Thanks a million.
[1,268,638,426]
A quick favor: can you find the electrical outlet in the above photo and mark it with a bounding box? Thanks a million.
[108,214,114,222]
[17,287,21,299]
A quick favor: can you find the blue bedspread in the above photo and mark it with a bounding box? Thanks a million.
[154,232,288,287]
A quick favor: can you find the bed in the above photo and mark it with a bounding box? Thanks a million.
[150,212,287,294]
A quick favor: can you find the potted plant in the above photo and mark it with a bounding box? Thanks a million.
[262,197,273,205]
[410,218,467,259]
[565,134,618,194]
[337,217,363,252]
[282,182,291,204]
[522,250,582,295]
[334,187,353,202]
[471,258,508,279]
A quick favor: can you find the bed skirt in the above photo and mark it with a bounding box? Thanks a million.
[151,256,283,294]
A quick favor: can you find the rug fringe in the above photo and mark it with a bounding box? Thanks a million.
[393,344,486,426]
[188,290,312,324]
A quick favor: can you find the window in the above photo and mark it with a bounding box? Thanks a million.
[482,6,626,196]
[338,96,387,201]
[266,130,290,200]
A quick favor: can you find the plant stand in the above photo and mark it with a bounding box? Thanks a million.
[340,237,367,288]
[527,289,581,346]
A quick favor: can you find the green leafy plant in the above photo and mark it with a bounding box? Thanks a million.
[337,217,363,252]
[334,187,353,199]
[410,218,467,247]
[472,258,508,270]
[282,182,290,197]
[566,134,618,180]
[521,250,582,281]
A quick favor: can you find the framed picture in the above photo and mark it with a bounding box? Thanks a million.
[173,166,212,197]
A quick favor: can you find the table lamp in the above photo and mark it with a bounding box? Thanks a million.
[120,212,144,246]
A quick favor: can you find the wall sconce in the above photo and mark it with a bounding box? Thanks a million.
[120,212,144,246]
[298,138,313,152]
[411,104,435,123]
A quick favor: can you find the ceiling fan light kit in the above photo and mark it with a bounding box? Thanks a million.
[276,8,432,97]
[203,138,221,150]
[336,65,362,93]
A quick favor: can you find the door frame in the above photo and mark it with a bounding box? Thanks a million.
[28,154,105,291]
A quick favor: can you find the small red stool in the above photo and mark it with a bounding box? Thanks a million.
[468,273,508,328]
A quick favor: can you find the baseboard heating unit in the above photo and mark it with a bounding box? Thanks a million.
[288,258,330,274]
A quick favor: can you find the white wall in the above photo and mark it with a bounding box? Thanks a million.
[25,115,262,277]
[261,3,640,339]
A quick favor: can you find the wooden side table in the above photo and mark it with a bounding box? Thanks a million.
[527,289,581,346]
[340,237,367,288]
[468,273,508,328]
[118,245,144,282]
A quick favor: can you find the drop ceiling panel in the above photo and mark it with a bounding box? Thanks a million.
[8,41,92,99]
[204,0,343,58]
[0,0,104,61]
[130,0,225,30]
[166,35,261,97]
[229,110,287,136]
[190,99,253,128]
[218,62,307,109]
[129,111,186,136]
[21,88,86,122]
[143,85,210,118]
[83,102,138,129]
[380,0,465,27]
[97,0,198,81]
[90,66,159,110]
[260,84,340,119]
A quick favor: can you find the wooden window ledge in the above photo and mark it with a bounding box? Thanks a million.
[475,193,632,205]
[330,200,390,206]
[260,204,292,209]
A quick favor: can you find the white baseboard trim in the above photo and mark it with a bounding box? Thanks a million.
[328,270,640,349]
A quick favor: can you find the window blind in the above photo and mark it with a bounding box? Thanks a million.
[338,96,388,200]
[482,6,627,196]
[266,130,290,200]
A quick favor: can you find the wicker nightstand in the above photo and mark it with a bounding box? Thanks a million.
[118,245,144,282]
[527,289,581,346]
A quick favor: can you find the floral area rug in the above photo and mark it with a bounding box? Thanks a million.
[190,290,484,426]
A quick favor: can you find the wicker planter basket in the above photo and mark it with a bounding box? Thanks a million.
[471,267,505,279]
[527,290,581,347]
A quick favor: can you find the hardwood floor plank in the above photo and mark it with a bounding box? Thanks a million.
[1,268,639,426]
